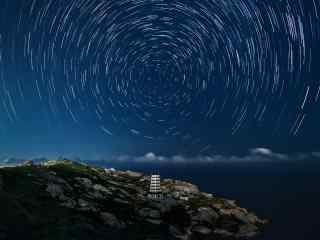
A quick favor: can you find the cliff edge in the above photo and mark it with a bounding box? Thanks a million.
[0,160,268,240]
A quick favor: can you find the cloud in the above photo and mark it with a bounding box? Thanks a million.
[145,152,157,161]
[249,148,289,161]
[250,148,273,155]
[312,152,320,158]
[107,148,320,164]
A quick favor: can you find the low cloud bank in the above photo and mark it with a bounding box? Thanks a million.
[107,148,320,164]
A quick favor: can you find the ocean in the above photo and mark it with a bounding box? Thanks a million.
[90,160,320,240]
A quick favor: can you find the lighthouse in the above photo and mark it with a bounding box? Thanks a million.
[148,175,163,200]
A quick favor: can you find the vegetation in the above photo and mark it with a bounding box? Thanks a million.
[0,160,267,240]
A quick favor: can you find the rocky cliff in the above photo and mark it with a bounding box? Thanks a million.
[0,160,268,240]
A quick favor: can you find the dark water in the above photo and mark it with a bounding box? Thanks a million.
[89,161,320,240]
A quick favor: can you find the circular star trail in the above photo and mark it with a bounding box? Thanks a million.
[0,0,320,154]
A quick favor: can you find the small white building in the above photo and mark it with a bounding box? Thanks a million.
[148,175,163,199]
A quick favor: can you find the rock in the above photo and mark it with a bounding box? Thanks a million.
[202,193,213,198]
[226,200,237,207]
[45,173,68,185]
[150,201,175,214]
[60,197,77,208]
[125,170,143,178]
[211,202,224,210]
[100,212,125,229]
[172,181,199,194]
[114,198,130,205]
[23,160,34,166]
[149,210,161,219]
[118,189,131,199]
[192,207,219,226]
[218,217,240,233]
[0,159,268,239]
[76,198,98,212]
[46,182,77,208]
[78,199,89,207]
[214,229,234,238]
[192,225,212,235]
[93,184,112,195]
[88,190,104,199]
[146,219,162,225]
[107,180,123,187]
[169,225,183,237]
[245,213,265,224]
[169,225,191,240]
[46,183,64,198]
[74,177,92,188]
[219,208,261,226]
[138,208,161,219]
[236,224,259,239]
[220,208,243,217]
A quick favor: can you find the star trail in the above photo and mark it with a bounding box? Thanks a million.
[0,0,320,158]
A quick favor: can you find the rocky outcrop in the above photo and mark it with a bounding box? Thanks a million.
[46,183,64,198]
[163,179,200,194]
[23,160,34,166]
[124,170,144,178]
[192,207,219,226]
[100,212,126,229]
[0,160,268,240]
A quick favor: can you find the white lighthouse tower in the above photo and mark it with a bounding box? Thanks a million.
[148,175,163,200]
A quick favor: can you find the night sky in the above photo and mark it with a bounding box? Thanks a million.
[0,0,320,160]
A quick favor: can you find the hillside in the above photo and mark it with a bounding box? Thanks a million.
[0,160,267,240]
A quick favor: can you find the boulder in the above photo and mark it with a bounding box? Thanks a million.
[236,224,259,239]
[93,184,112,195]
[60,197,77,208]
[138,208,161,219]
[78,199,90,207]
[118,189,131,198]
[172,181,199,194]
[169,225,184,237]
[225,200,237,208]
[42,160,61,166]
[100,212,126,229]
[219,208,262,226]
[202,193,213,198]
[77,198,98,212]
[169,225,192,240]
[146,219,162,225]
[125,170,143,178]
[150,201,175,214]
[214,229,234,238]
[46,183,64,198]
[114,198,130,205]
[192,207,219,226]
[149,209,161,219]
[23,160,34,166]
[192,225,212,235]
[245,213,268,225]
[88,190,104,199]
[74,177,92,188]
[44,173,68,185]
